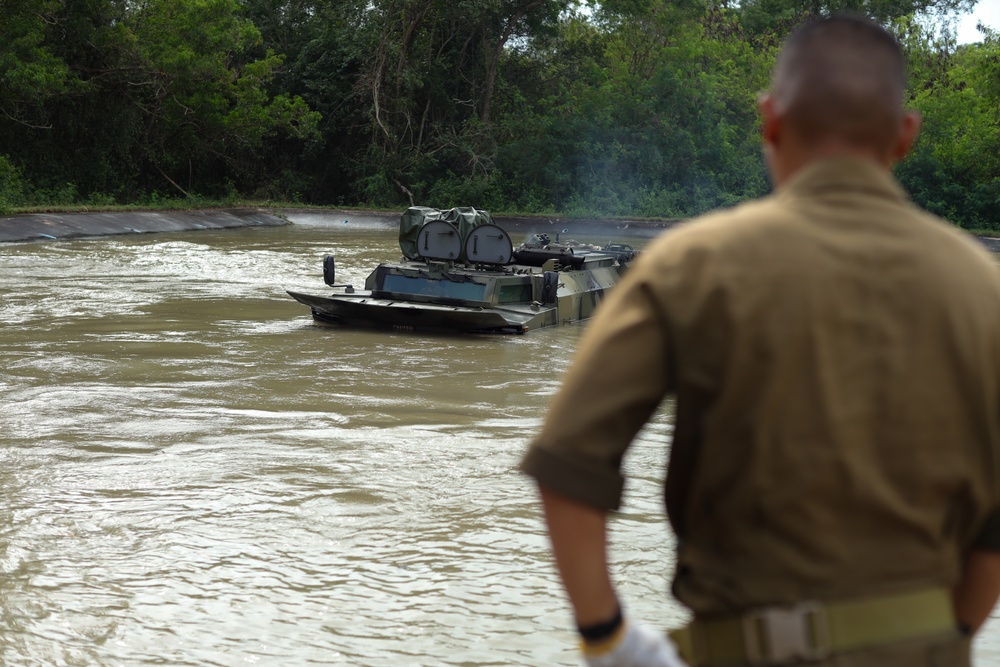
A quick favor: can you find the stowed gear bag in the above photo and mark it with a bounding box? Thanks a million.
[398,206,494,262]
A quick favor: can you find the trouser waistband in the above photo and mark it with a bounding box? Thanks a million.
[669,587,955,666]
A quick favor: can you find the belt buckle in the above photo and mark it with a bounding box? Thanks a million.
[742,602,831,665]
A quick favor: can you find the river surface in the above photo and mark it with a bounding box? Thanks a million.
[1,217,997,666]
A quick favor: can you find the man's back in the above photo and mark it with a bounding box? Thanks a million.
[650,157,1000,614]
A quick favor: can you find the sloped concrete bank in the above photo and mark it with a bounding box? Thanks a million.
[279,209,681,238]
[979,236,1000,252]
[280,209,1000,249]
[1,208,996,251]
[0,209,288,243]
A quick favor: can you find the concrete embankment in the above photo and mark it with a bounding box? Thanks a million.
[0,207,674,243]
[280,209,681,238]
[0,209,288,243]
[283,209,1000,250]
[2,207,997,251]
[978,236,1000,252]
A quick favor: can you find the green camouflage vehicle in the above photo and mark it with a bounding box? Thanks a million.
[286,206,639,334]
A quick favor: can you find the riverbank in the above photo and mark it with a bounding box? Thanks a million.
[976,236,1000,252]
[0,209,289,243]
[279,208,680,238]
[0,207,679,243]
[1,207,997,250]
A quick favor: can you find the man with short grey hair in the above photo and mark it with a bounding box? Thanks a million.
[522,14,1000,667]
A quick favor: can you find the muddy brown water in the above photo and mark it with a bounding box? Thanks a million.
[0,217,997,666]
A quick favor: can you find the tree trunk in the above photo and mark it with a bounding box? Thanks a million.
[481,0,545,124]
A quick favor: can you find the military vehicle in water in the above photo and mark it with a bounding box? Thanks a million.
[286,206,639,334]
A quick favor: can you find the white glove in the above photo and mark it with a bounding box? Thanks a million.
[581,621,689,667]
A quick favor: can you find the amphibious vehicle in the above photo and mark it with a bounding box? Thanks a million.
[287,206,638,334]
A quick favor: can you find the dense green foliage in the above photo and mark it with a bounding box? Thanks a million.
[0,0,996,226]
[896,18,1000,227]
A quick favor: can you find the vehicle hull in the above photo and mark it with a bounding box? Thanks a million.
[286,290,553,334]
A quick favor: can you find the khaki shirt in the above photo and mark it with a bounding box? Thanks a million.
[521,158,1000,616]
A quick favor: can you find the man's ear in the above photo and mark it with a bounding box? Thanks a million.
[758,93,781,148]
[890,111,922,163]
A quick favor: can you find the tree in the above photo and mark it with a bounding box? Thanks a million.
[731,0,979,38]
[492,0,772,217]
[0,0,320,201]
[0,0,81,131]
[352,0,571,205]
[896,19,1000,228]
[238,0,369,201]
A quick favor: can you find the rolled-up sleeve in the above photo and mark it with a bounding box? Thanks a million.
[520,265,673,511]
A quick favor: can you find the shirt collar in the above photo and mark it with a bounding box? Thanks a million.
[777,157,909,204]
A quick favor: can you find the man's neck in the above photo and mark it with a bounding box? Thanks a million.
[768,141,891,188]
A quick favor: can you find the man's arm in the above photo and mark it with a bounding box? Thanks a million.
[538,484,687,667]
[523,254,685,666]
[953,549,1000,634]
[539,484,620,627]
